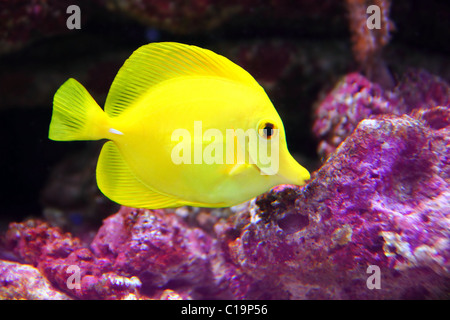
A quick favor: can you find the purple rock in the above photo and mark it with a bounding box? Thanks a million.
[394,69,450,113]
[0,260,71,299]
[218,110,449,299]
[313,69,449,159]
[0,206,257,299]
[90,207,215,290]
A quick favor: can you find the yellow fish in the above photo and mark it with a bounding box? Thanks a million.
[48,42,310,209]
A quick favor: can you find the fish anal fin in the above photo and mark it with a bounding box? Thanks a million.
[96,141,182,209]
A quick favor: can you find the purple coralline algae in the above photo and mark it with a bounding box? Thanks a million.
[1,69,449,299]
[313,69,449,159]
[221,112,449,299]
[0,208,251,299]
[0,260,71,299]
[90,208,214,295]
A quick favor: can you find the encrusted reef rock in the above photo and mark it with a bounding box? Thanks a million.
[0,260,71,300]
[0,208,251,299]
[313,69,449,159]
[220,111,449,299]
[90,207,215,295]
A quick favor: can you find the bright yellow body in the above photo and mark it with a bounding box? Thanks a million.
[49,42,310,209]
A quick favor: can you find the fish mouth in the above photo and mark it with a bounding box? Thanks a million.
[275,153,310,186]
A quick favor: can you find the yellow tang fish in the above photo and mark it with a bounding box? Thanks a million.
[48,42,310,209]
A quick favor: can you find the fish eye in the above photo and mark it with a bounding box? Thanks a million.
[258,121,277,139]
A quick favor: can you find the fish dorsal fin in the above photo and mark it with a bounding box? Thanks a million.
[104,42,262,117]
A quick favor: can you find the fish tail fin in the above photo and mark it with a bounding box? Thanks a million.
[49,78,109,141]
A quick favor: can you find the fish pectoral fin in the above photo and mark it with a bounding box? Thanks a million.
[96,141,183,209]
[228,162,253,176]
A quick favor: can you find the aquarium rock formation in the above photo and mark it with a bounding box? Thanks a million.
[313,69,449,159]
